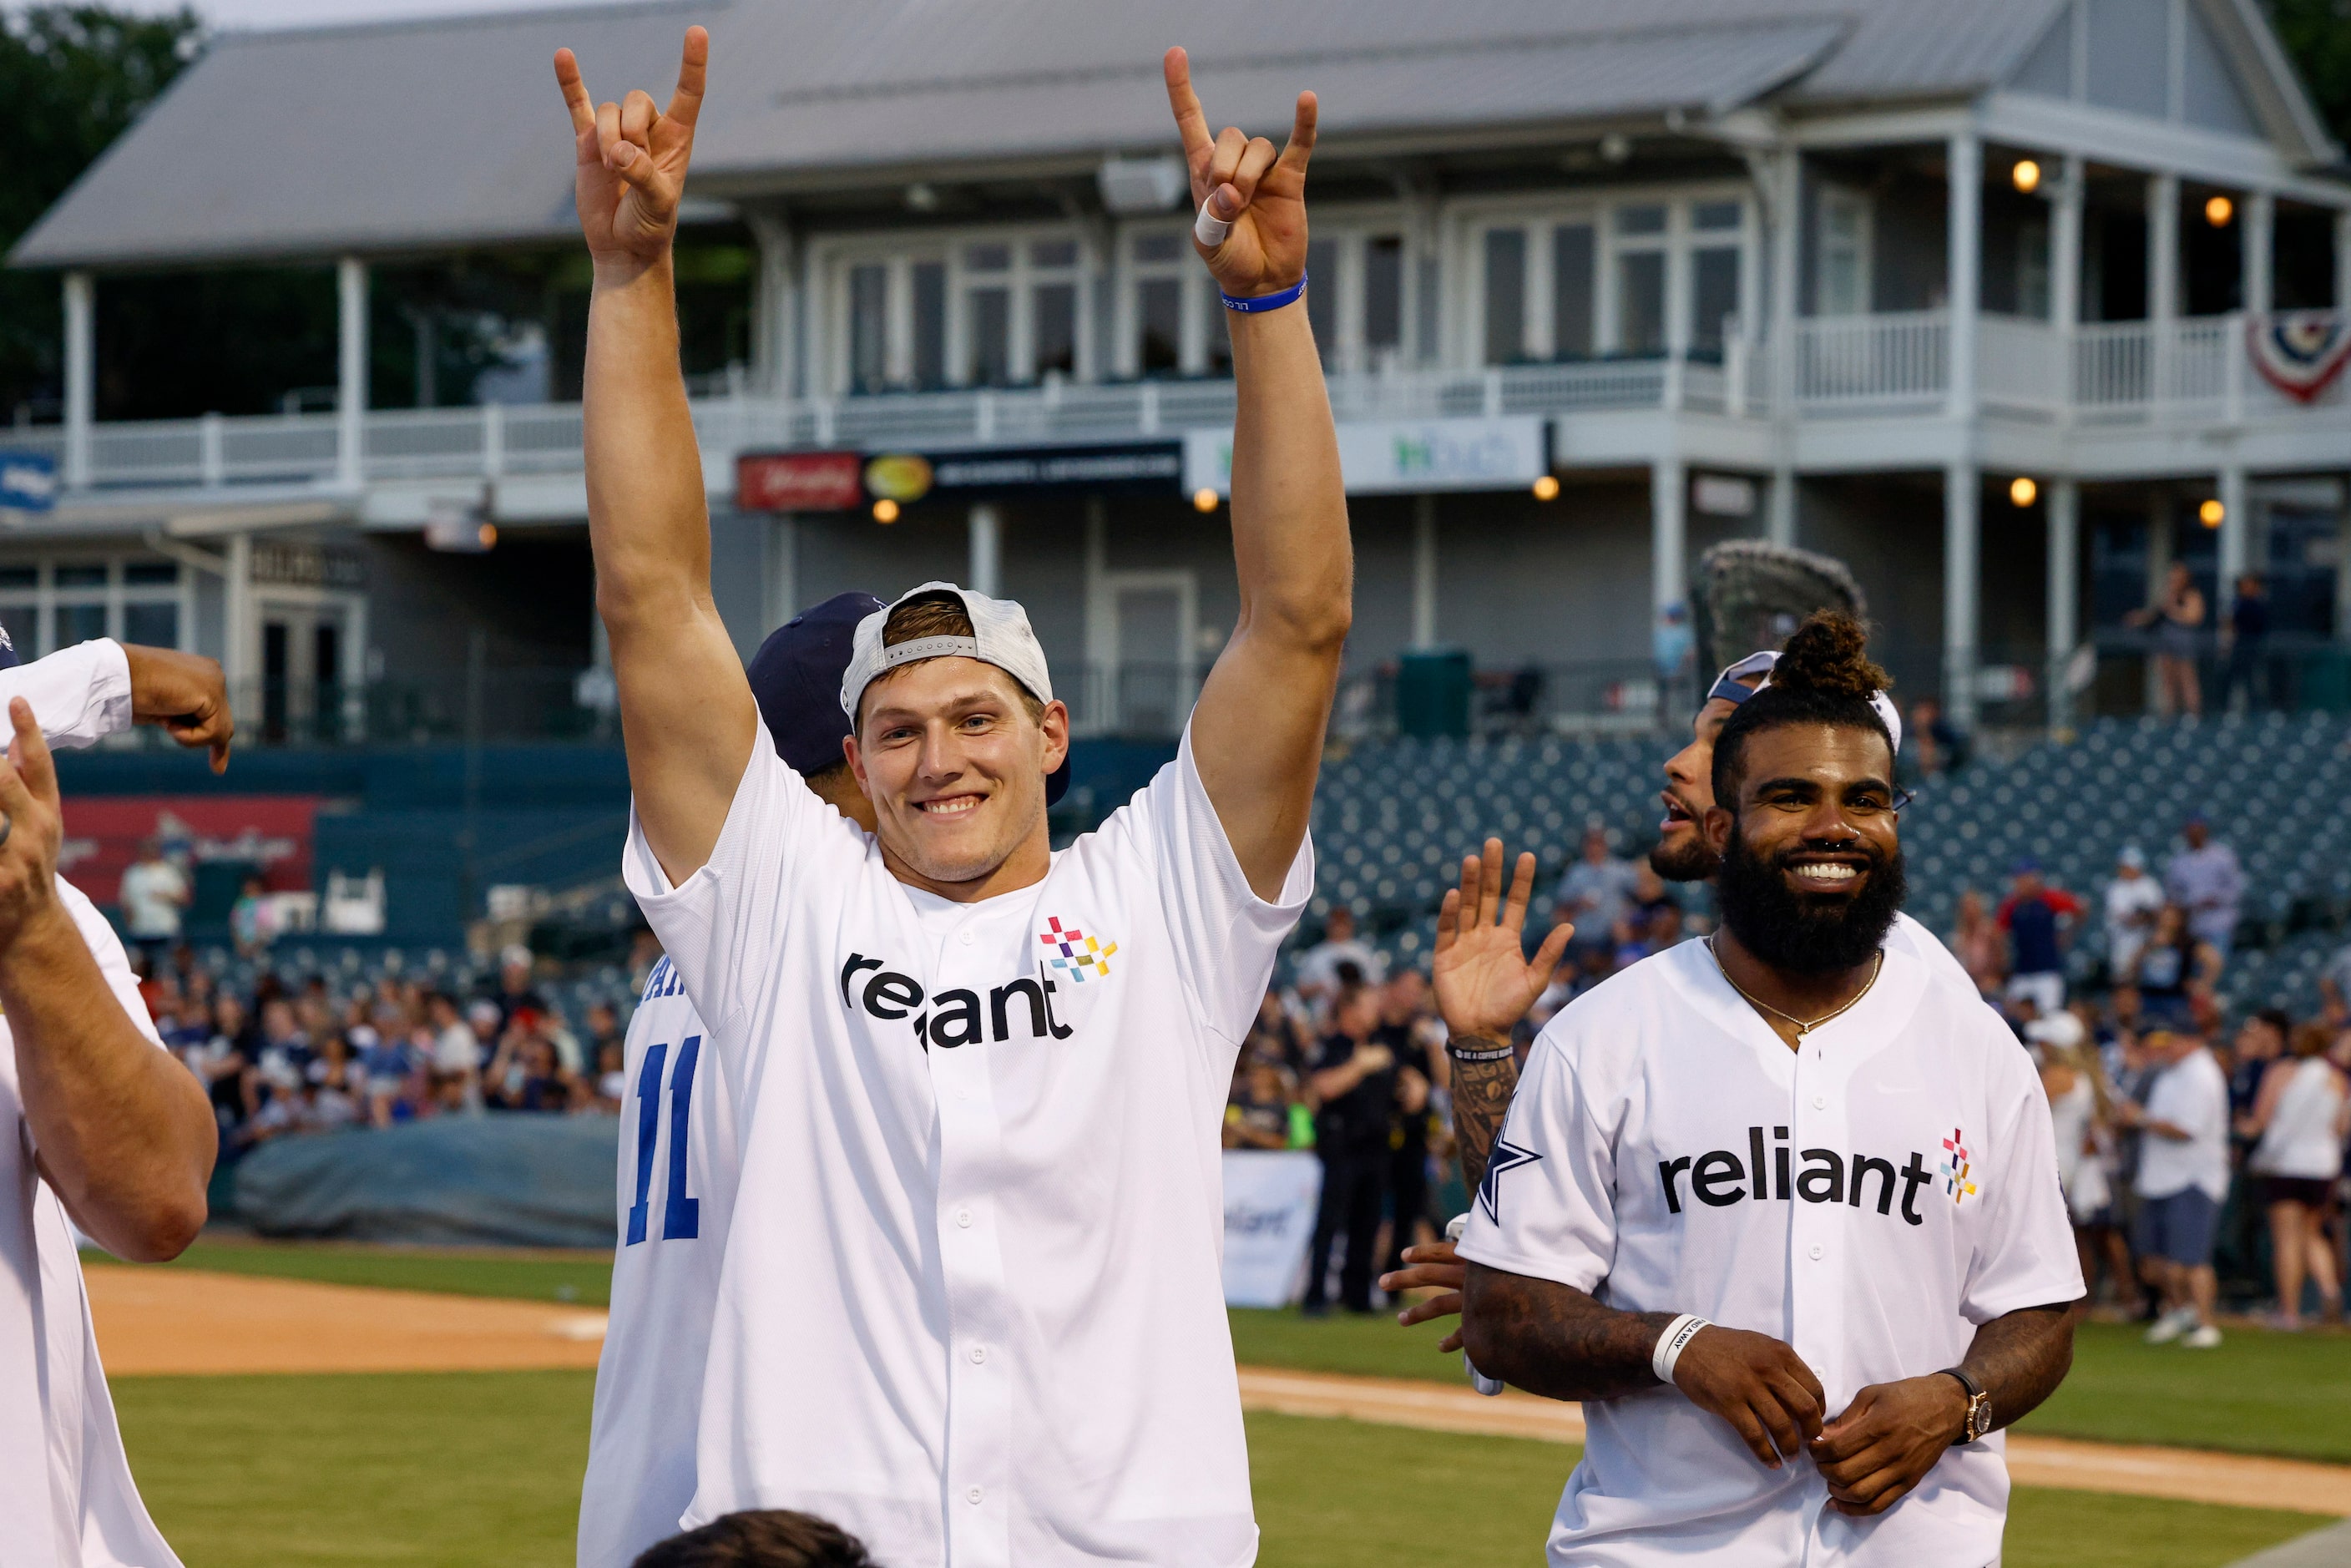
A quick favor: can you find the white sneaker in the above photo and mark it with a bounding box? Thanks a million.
[2181,1323,2223,1349]
[2144,1308,2195,1344]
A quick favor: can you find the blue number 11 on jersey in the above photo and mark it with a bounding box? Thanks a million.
[627,1035,701,1244]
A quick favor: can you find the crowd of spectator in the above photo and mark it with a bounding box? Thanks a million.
[140,941,640,1162]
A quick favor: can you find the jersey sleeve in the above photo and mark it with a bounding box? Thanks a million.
[0,640,132,751]
[620,731,837,1034]
[1110,721,1313,1044]
[1454,1030,1618,1294]
[1959,1043,2086,1323]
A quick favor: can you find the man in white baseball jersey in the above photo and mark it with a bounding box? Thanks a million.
[1383,643,1977,1344]
[1458,615,2081,1565]
[558,29,1344,1565]
[0,633,237,1566]
[579,593,884,1568]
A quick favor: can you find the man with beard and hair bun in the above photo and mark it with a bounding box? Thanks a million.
[1453,614,2081,1567]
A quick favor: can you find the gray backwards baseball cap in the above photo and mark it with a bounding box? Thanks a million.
[840,582,1069,805]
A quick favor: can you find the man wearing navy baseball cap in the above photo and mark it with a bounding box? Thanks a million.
[585,591,892,1565]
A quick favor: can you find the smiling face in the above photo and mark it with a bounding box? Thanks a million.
[847,655,1069,893]
[1703,721,1906,976]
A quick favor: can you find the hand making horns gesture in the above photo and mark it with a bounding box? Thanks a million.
[1163,47,1317,298]
[554,26,710,274]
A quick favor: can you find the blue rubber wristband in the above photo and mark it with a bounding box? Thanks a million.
[1221,271,1308,313]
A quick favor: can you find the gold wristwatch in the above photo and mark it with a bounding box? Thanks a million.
[1939,1367,1993,1443]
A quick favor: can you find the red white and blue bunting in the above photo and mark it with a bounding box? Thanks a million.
[2247,311,2351,403]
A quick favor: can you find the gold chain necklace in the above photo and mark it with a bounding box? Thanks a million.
[1706,937,1884,1043]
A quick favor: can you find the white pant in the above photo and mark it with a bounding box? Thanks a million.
[2007,971,2065,1016]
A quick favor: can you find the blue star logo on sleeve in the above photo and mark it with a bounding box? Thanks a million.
[1476,1136,1543,1226]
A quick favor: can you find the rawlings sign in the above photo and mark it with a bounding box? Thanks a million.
[2247,311,2351,403]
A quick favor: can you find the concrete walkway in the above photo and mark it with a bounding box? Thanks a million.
[2225,1518,2351,1566]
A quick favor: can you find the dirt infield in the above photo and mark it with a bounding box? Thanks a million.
[92,1269,2351,1516]
[88,1267,608,1376]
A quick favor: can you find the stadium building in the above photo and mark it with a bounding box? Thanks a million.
[2,0,2347,744]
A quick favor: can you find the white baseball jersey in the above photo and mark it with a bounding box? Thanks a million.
[1460,938,2081,1568]
[3,878,185,1568]
[1887,910,1972,991]
[578,959,738,1568]
[620,723,1311,1568]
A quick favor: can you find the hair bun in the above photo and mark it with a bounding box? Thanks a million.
[1770,612,1888,702]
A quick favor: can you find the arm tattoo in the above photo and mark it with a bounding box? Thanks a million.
[1449,1044,1520,1201]
[1461,1262,1674,1403]
[1960,1302,2075,1433]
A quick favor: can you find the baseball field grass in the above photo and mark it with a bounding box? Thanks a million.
[108,1240,2351,1464]
[108,1368,2332,1567]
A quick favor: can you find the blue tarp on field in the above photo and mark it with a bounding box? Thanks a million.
[231,1115,620,1249]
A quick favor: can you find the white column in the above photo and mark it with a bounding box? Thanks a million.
[747,212,796,398]
[2051,156,2084,329]
[2147,175,2180,321]
[1411,493,1438,647]
[62,271,94,490]
[1946,132,1982,421]
[968,503,1001,597]
[1651,456,1687,617]
[2046,478,2080,730]
[2243,190,2273,318]
[2217,466,2250,585]
[2335,210,2351,311]
[1767,469,1797,546]
[336,256,369,488]
[223,530,255,701]
[763,513,799,632]
[1082,498,1111,735]
[1944,460,1980,727]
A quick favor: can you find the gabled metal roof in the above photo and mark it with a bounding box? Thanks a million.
[6,0,2325,271]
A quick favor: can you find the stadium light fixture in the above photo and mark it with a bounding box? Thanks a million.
[1192,488,1219,513]
[2010,477,2037,507]
[872,498,901,524]
[2205,195,2233,227]
[1532,474,1561,501]
[2011,159,2041,195]
[2199,498,2225,528]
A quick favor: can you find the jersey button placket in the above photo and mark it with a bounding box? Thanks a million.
[1787,1039,1849,1395]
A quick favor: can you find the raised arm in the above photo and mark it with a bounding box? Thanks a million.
[557,28,756,886]
[1164,48,1351,900]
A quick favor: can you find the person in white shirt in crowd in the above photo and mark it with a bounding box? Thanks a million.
[1554,822,1637,955]
[2121,1029,2232,1348]
[1456,615,2080,1566]
[2035,1029,2134,1312]
[427,991,484,1112]
[2162,814,2243,963]
[2237,1022,2349,1329]
[119,835,192,974]
[2101,847,2165,982]
[559,29,1344,1564]
[1292,903,1385,1005]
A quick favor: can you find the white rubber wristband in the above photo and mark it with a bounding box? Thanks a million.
[1194,198,1231,247]
[1652,1314,1710,1386]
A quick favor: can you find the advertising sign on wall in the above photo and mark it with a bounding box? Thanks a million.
[736,451,866,512]
[1221,1149,1323,1308]
[1183,416,1548,498]
[59,797,321,906]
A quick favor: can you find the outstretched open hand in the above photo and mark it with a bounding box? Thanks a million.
[1434,838,1573,1043]
[1163,47,1316,297]
[555,27,709,275]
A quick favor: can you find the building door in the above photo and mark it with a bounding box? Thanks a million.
[258,595,361,743]
[1103,572,1197,736]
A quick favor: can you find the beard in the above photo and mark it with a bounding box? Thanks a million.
[1650,827,1718,883]
[1715,818,1906,975]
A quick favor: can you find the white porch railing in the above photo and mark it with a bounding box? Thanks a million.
[3,311,2339,500]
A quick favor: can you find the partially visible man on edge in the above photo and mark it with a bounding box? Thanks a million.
[559,28,1347,1564]
[1459,615,2079,1564]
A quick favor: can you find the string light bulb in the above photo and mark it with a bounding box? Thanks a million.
[2205,195,2234,227]
[2010,477,2038,508]
[2199,498,2225,528]
[1532,474,1561,501]
[872,498,900,524]
[1192,488,1219,513]
[2011,159,2041,194]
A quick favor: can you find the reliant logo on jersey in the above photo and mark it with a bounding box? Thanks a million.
[1039,915,1117,983]
[839,952,1075,1049]
[1657,1125,1953,1227]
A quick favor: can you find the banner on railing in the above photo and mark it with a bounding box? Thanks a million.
[1221,1148,1322,1308]
[2247,311,2351,403]
[1184,415,1548,498]
[736,450,864,512]
[0,450,56,514]
[58,796,320,906]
